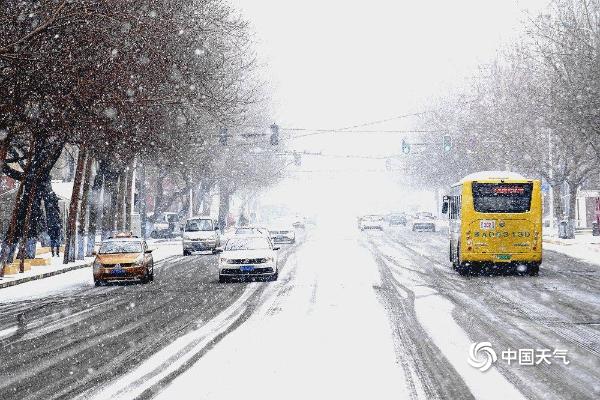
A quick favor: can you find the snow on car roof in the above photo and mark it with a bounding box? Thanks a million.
[455,171,527,185]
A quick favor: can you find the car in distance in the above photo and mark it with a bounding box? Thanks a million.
[234,226,270,237]
[269,224,296,244]
[150,212,181,238]
[217,236,280,282]
[93,235,154,286]
[411,213,436,232]
[359,215,384,231]
[182,216,221,255]
[388,213,407,226]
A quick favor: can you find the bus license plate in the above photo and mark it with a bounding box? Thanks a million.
[496,254,511,261]
[480,220,496,230]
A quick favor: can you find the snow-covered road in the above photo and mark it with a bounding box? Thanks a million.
[156,227,410,400]
[0,226,598,399]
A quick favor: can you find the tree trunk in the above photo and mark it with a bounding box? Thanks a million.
[116,172,127,231]
[76,156,93,260]
[0,136,10,181]
[63,150,87,264]
[566,182,578,239]
[139,162,147,239]
[551,183,564,236]
[86,166,104,256]
[125,165,134,231]
[218,186,231,233]
[18,166,41,272]
[0,140,34,276]
[200,180,212,215]
[101,166,119,239]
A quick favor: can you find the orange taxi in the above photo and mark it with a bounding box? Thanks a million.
[93,233,154,286]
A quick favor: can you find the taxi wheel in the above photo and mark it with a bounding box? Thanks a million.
[219,275,228,283]
[141,268,151,284]
[94,279,103,287]
[183,250,191,256]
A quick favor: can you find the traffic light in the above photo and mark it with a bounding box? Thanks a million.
[401,139,411,154]
[219,127,229,145]
[293,151,301,166]
[443,134,452,152]
[270,123,279,146]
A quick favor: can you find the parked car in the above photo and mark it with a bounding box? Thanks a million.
[217,236,279,282]
[150,212,181,238]
[93,234,154,286]
[359,215,384,231]
[182,216,221,255]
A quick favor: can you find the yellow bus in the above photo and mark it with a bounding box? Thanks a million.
[442,171,542,276]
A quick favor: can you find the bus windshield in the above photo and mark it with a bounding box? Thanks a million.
[472,183,533,213]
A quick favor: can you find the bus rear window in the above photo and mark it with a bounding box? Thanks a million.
[472,183,533,213]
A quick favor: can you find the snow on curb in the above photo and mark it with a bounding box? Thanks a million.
[0,259,94,290]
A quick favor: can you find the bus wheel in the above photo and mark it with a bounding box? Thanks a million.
[528,263,540,276]
[456,264,470,276]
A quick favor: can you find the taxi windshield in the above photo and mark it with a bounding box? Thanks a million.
[99,241,143,254]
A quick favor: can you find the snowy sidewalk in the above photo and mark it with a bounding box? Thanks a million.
[543,231,600,266]
[0,257,94,289]
[0,238,183,290]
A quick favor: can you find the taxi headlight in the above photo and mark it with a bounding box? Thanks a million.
[265,257,274,263]
[134,255,144,266]
[93,259,102,272]
[219,257,230,264]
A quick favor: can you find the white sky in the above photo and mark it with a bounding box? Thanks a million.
[232,0,550,219]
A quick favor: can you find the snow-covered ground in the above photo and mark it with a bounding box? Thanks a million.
[0,239,183,303]
[544,232,600,266]
[155,226,410,400]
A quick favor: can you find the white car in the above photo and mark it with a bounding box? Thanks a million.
[269,225,296,244]
[359,215,384,231]
[182,216,221,255]
[217,236,279,282]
